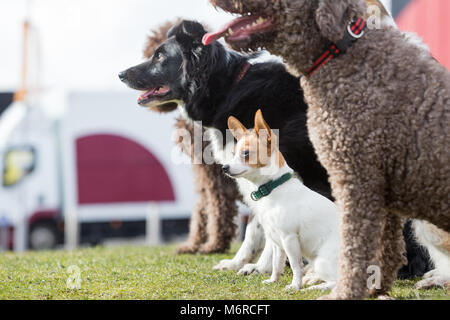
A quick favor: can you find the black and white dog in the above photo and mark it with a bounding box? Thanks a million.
[119,20,430,278]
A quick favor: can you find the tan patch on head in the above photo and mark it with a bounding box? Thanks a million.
[233,109,286,169]
[235,131,267,168]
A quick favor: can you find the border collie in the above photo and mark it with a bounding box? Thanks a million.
[119,20,331,273]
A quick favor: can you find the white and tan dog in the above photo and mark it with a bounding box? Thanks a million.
[223,110,340,290]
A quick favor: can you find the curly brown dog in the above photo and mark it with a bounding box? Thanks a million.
[143,20,240,254]
[206,0,450,299]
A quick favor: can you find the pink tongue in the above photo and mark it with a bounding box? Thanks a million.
[158,86,170,94]
[202,31,226,46]
[140,88,156,99]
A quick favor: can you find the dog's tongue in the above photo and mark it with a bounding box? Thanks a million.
[139,88,157,100]
[203,16,255,45]
[202,31,226,46]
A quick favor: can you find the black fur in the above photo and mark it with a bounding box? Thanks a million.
[120,20,431,278]
[398,220,432,279]
[173,21,331,197]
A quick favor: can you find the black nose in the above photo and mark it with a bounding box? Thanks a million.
[118,71,127,82]
[222,165,230,174]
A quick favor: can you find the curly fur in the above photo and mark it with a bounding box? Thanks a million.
[143,19,182,59]
[210,0,450,299]
[143,20,240,254]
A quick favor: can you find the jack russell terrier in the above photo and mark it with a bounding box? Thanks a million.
[223,110,340,290]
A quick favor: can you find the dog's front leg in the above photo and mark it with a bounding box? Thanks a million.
[263,241,286,285]
[214,214,265,271]
[198,165,239,254]
[319,177,386,300]
[177,164,209,254]
[282,234,303,291]
[369,213,406,299]
[238,236,273,275]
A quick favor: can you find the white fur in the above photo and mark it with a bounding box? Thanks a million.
[225,147,340,291]
[413,220,450,289]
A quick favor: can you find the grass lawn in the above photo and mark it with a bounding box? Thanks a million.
[0,244,448,300]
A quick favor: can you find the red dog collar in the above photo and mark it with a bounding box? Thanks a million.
[237,62,251,83]
[305,18,367,77]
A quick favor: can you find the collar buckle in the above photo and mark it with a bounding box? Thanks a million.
[347,22,365,39]
[258,185,271,197]
[304,18,366,77]
[251,192,260,201]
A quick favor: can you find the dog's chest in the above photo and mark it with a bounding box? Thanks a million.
[237,180,300,240]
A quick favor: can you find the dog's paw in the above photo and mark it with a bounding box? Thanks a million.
[176,242,199,254]
[237,264,258,275]
[238,263,271,275]
[422,269,439,280]
[262,279,277,285]
[304,282,334,291]
[213,259,243,271]
[415,275,450,289]
[302,272,323,286]
[198,243,226,254]
[285,284,301,291]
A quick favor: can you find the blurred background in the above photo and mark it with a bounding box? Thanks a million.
[0,0,448,252]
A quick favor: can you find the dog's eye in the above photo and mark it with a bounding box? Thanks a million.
[241,150,250,158]
[155,52,164,62]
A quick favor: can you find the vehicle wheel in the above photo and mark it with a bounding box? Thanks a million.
[29,223,57,250]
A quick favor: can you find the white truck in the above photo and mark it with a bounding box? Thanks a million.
[0,90,195,251]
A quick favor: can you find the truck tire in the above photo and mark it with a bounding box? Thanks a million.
[29,222,58,250]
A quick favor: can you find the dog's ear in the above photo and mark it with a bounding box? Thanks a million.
[316,0,366,43]
[254,109,272,141]
[174,20,208,50]
[228,116,247,141]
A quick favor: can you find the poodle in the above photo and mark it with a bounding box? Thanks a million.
[206,0,450,299]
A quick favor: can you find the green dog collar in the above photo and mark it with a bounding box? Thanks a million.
[250,173,293,201]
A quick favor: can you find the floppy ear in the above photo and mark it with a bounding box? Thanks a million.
[228,116,247,141]
[174,20,207,50]
[316,0,366,43]
[254,109,272,141]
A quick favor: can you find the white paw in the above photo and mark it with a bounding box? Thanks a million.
[302,272,323,286]
[238,264,258,275]
[262,279,277,285]
[285,284,301,291]
[238,263,271,275]
[213,259,243,271]
[304,282,336,291]
[422,269,439,279]
[416,275,450,289]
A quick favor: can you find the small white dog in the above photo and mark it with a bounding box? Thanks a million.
[223,110,340,290]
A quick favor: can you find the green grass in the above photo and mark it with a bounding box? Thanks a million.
[0,244,448,300]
